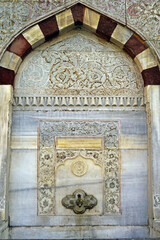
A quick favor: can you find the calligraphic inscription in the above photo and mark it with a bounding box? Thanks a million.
[38,120,120,215]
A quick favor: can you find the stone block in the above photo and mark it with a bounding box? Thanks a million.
[124,34,147,58]
[0,51,22,73]
[142,66,160,86]
[22,25,45,49]
[7,34,32,59]
[0,222,9,239]
[134,48,157,72]
[83,8,100,32]
[71,3,84,25]
[0,67,15,85]
[97,15,117,41]
[111,24,133,48]
[11,136,37,150]
[56,9,74,32]
[39,16,59,40]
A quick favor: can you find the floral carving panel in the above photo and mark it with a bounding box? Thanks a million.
[126,0,160,40]
[126,0,160,56]
[38,120,120,215]
[14,33,143,97]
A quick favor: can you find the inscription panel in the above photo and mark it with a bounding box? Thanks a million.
[55,137,103,149]
[38,120,120,216]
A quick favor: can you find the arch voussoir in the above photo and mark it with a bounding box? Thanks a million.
[0,2,159,86]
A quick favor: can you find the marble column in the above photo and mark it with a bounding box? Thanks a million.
[0,85,13,224]
[145,85,160,234]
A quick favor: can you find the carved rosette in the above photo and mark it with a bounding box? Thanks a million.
[71,158,88,177]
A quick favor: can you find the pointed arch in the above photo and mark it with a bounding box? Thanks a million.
[0,2,159,86]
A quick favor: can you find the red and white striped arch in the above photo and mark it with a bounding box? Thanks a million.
[0,3,159,86]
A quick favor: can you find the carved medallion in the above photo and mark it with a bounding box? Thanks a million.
[71,157,88,177]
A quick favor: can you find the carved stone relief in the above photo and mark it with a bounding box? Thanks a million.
[56,150,103,168]
[12,96,145,111]
[14,32,144,100]
[126,0,160,41]
[38,120,120,215]
[70,156,88,177]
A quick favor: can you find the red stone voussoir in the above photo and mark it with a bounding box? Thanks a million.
[71,3,85,25]
[142,66,160,86]
[124,34,148,59]
[7,34,31,59]
[39,16,59,41]
[96,15,117,41]
[0,66,15,85]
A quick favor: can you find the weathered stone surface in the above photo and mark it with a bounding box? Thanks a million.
[9,226,149,239]
[0,222,9,239]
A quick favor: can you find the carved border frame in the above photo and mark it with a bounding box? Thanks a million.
[37,119,121,216]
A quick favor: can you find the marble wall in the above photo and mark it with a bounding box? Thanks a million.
[9,110,148,238]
